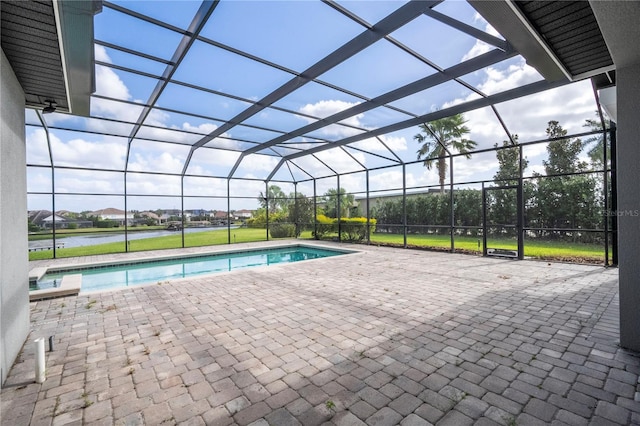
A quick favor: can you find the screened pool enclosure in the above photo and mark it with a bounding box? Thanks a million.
[24,0,615,264]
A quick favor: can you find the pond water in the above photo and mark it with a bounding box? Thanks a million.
[29,226,237,249]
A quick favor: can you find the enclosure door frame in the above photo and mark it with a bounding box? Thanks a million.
[482,183,524,260]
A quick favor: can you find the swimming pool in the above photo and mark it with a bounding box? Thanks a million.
[33,245,352,293]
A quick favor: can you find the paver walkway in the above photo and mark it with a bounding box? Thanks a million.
[1,241,639,425]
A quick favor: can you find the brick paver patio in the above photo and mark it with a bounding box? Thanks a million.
[1,241,639,425]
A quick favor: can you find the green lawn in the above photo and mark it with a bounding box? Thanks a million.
[370,233,607,262]
[29,228,608,264]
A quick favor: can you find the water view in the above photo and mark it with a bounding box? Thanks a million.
[28,226,237,250]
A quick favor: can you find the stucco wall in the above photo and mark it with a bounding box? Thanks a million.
[616,62,640,352]
[1,50,29,385]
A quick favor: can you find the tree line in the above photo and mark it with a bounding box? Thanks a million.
[372,115,609,243]
[248,113,609,244]
[247,186,359,238]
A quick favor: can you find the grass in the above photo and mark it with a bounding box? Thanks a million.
[28,227,607,263]
[370,233,607,262]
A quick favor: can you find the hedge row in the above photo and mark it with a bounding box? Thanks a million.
[313,215,377,242]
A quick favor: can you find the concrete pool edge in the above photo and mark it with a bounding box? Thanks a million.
[30,242,361,297]
[29,274,82,301]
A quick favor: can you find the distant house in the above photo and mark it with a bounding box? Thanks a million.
[28,210,91,229]
[187,209,209,217]
[235,209,253,219]
[162,209,182,216]
[29,210,53,226]
[210,211,229,225]
[138,211,160,225]
[41,214,67,229]
[92,208,134,226]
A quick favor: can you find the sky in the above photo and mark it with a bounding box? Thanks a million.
[26,0,602,213]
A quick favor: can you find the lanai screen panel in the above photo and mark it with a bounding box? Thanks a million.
[26,0,599,217]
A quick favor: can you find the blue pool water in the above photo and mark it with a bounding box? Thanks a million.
[34,245,350,293]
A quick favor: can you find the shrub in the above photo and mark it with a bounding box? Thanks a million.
[313,215,376,242]
[246,210,287,229]
[246,214,265,228]
[95,220,118,228]
[340,217,377,242]
[313,214,336,239]
[269,223,296,238]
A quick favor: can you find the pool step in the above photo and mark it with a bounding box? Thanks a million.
[29,267,48,285]
[30,274,82,301]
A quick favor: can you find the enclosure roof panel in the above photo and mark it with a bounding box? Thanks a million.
[19,0,622,182]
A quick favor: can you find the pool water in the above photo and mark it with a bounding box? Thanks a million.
[33,245,350,293]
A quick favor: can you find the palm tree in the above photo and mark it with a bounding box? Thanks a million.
[414,113,476,193]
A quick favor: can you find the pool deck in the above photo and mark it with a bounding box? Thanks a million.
[2,241,639,425]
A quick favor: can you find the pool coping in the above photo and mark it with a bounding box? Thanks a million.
[29,274,82,301]
[29,242,359,298]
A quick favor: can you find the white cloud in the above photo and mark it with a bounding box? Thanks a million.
[234,153,281,178]
[315,148,366,174]
[338,174,365,195]
[228,178,266,199]
[94,44,111,64]
[284,147,367,181]
[26,129,52,165]
[127,173,182,196]
[94,64,132,104]
[129,150,188,174]
[26,169,53,192]
[370,170,416,191]
[441,47,597,154]
[56,170,122,194]
[298,100,408,155]
[415,168,441,188]
[90,66,143,125]
[353,135,407,153]
[289,156,334,177]
[91,55,169,129]
[187,147,242,176]
[462,15,504,62]
[181,122,218,134]
[299,100,363,138]
[451,19,597,154]
[278,171,366,198]
[55,136,127,169]
[300,99,360,122]
[473,12,501,37]
[183,176,228,197]
[478,62,541,95]
[461,41,493,62]
[27,129,127,170]
[452,156,499,183]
